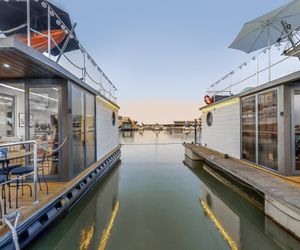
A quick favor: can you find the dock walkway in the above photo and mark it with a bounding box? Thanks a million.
[184,143,300,238]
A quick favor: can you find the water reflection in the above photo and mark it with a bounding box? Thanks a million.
[30,131,300,250]
[185,157,300,250]
[29,164,120,250]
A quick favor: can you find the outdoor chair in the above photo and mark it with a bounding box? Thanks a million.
[10,148,49,208]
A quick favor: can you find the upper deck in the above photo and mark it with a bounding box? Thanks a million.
[0,0,117,106]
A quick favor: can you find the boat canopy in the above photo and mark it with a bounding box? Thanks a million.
[0,0,79,56]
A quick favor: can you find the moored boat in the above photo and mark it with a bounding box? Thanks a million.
[0,1,120,248]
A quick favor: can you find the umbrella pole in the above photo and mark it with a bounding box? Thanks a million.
[26,0,31,47]
[48,6,51,58]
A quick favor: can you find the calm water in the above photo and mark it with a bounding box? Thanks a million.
[30,131,300,250]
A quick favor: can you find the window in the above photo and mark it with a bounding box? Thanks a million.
[112,112,116,126]
[0,94,15,137]
[258,90,278,170]
[206,112,213,127]
[72,86,85,175]
[85,92,96,167]
[71,86,96,176]
[242,96,256,163]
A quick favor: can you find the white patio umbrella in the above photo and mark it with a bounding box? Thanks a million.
[229,0,300,53]
[229,0,300,82]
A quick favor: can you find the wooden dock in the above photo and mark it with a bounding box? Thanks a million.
[184,143,300,239]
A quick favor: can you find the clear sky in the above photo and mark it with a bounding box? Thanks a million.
[54,0,288,123]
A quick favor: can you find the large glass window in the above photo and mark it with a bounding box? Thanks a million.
[293,90,300,171]
[0,94,15,137]
[258,90,278,170]
[29,87,60,175]
[72,86,85,175]
[85,92,95,166]
[0,84,25,142]
[242,96,256,163]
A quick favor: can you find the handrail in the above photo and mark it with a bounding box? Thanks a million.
[0,0,118,103]
[207,25,300,97]
[0,140,39,205]
[0,24,27,35]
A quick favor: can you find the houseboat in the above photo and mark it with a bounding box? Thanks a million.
[0,0,120,248]
[186,0,300,241]
[198,0,300,176]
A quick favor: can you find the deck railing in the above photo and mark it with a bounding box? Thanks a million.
[0,141,39,218]
[0,0,117,104]
[206,28,300,97]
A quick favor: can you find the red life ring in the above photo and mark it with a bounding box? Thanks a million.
[204,95,214,105]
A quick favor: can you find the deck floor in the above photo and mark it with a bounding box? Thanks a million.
[0,181,66,235]
[185,144,300,214]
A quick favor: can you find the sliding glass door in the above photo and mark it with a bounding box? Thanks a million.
[71,85,96,176]
[258,91,278,170]
[28,85,61,175]
[292,89,300,174]
[241,96,256,163]
[71,86,85,175]
[241,89,278,170]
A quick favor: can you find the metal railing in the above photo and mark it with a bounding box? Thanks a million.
[0,140,39,212]
[206,28,300,97]
[0,0,117,103]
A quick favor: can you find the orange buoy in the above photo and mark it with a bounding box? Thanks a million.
[204,95,214,105]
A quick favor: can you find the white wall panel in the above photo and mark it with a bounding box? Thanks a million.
[96,97,119,160]
[201,100,240,158]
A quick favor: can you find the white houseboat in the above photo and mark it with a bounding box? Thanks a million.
[0,1,120,248]
[200,0,300,177]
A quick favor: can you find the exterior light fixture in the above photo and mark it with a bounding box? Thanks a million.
[3,63,10,68]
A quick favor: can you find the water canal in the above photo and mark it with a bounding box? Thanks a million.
[29,131,300,250]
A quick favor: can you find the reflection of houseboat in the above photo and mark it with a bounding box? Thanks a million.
[195,1,300,241]
[184,159,300,250]
[30,165,120,249]
[0,1,120,248]
[185,157,300,249]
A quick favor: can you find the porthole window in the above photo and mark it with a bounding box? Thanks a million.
[112,112,116,126]
[206,112,213,127]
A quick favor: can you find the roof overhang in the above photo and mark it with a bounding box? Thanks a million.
[0,38,119,109]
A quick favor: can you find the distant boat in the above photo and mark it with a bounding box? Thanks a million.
[153,123,163,131]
